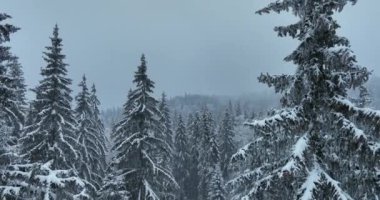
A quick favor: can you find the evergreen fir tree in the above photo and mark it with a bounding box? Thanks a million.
[0,13,23,145]
[198,107,219,200]
[186,113,201,200]
[0,12,26,198]
[219,106,236,180]
[207,165,226,200]
[90,83,107,146]
[228,1,380,199]
[173,114,190,200]
[101,55,177,199]
[75,75,107,191]
[89,83,107,174]
[157,92,175,199]
[195,107,226,200]
[159,92,173,148]
[7,25,89,199]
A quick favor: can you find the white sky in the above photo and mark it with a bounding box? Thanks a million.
[2,0,380,108]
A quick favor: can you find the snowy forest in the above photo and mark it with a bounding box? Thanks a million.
[0,0,379,200]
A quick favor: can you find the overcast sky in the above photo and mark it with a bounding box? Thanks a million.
[2,0,380,108]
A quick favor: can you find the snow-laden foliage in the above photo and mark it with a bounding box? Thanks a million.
[90,83,108,157]
[159,92,174,149]
[0,14,24,144]
[218,106,236,179]
[186,112,202,200]
[156,92,176,199]
[229,1,380,199]
[208,164,226,200]
[0,12,27,199]
[75,75,107,191]
[101,55,178,199]
[197,107,227,200]
[173,114,191,200]
[4,25,91,199]
[3,161,90,199]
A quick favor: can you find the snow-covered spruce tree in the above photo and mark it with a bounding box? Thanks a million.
[0,13,26,198]
[197,107,226,200]
[173,114,190,200]
[208,164,226,200]
[7,25,90,199]
[219,106,236,180]
[197,107,225,200]
[186,113,201,200]
[0,13,24,145]
[89,83,108,158]
[159,92,173,148]
[89,83,107,178]
[100,55,177,200]
[75,75,107,191]
[228,1,379,199]
[156,92,176,199]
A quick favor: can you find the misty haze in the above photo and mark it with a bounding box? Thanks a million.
[0,0,379,200]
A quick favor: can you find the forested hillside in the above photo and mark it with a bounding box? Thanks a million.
[0,0,379,199]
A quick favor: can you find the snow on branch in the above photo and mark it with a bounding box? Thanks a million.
[298,163,353,200]
[245,107,304,134]
[143,180,160,200]
[227,164,268,190]
[142,150,179,188]
[333,111,380,154]
[243,172,279,200]
[256,0,294,15]
[333,112,367,141]
[230,137,263,163]
[298,165,321,200]
[0,186,21,198]
[258,73,295,93]
[332,96,380,126]
[228,160,287,199]
[35,160,85,188]
[368,142,380,154]
[322,171,353,200]
[5,160,90,199]
[281,134,309,174]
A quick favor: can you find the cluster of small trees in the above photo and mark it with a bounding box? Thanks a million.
[171,103,237,200]
[98,54,239,199]
[0,15,107,198]
[0,12,240,199]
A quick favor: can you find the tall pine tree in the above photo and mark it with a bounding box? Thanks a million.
[173,114,190,200]
[100,55,177,199]
[90,83,107,154]
[75,75,107,191]
[186,112,202,200]
[157,92,175,199]
[219,106,236,180]
[9,25,89,199]
[197,107,223,200]
[0,14,24,145]
[229,1,380,199]
[0,12,25,198]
